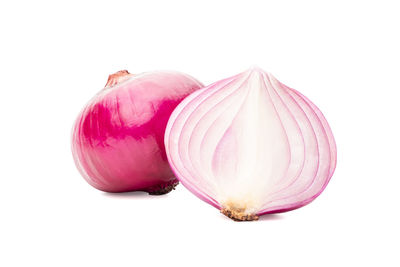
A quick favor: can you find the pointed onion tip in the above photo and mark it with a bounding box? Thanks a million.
[244,65,275,81]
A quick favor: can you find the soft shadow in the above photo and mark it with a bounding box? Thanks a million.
[102,191,169,199]
[218,213,284,222]
[257,214,283,221]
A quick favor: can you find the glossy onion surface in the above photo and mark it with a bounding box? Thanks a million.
[72,71,203,193]
[165,67,336,220]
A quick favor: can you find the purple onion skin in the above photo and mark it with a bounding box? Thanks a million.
[72,71,203,193]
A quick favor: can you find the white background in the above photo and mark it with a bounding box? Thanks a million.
[1,0,399,266]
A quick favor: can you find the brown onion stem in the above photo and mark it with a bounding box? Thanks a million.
[105,70,134,87]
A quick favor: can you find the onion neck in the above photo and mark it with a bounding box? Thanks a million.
[105,70,134,88]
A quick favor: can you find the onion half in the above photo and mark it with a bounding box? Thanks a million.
[72,70,203,194]
[165,67,336,220]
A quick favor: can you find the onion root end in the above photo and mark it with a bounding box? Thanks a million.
[220,205,259,221]
[146,180,179,195]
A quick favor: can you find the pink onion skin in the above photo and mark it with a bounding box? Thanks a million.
[72,70,203,193]
[165,68,336,220]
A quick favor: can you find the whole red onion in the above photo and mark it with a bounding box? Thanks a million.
[72,70,203,194]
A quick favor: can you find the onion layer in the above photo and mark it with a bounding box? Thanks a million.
[165,67,336,221]
[72,70,203,194]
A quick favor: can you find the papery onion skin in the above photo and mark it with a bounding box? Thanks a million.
[165,67,336,221]
[72,70,203,193]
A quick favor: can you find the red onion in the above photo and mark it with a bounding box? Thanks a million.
[72,70,203,194]
[165,67,336,221]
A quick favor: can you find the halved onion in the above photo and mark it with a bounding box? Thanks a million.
[165,67,336,221]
